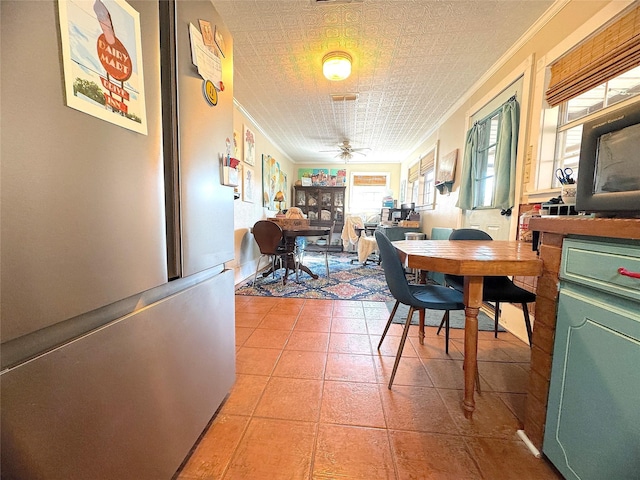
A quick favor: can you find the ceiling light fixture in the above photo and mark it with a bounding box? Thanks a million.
[323,52,352,81]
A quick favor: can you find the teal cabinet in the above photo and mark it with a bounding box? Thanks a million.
[544,238,640,480]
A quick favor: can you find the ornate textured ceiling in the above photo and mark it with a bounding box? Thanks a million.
[213,0,555,164]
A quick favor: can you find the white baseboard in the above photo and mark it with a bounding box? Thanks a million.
[517,430,541,457]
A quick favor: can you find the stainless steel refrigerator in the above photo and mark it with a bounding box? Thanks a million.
[1,1,235,478]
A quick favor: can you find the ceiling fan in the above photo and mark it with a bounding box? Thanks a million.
[320,140,371,161]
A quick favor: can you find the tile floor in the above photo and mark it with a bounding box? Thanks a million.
[176,296,562,480]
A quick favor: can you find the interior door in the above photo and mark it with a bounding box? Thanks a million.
[461,209,511,240]
[461,77,524,240]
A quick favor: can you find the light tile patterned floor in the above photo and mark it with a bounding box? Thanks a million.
[176,296,562,480]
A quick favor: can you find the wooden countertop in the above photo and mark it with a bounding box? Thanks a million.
[529,216,640,240]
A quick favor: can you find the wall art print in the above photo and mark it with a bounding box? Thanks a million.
[58,0,147,134]
[233,129,241,159]
[243,165,255,203]
[263,155,287,210]
[243,125,255,165]
[298,168,346,186]
[234,163,242,198]
[436,149,458,185]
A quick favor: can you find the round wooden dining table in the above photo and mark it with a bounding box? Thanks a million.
[280,226,331,283]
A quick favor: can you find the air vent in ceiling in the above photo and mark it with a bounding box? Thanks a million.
[330,93,358,102]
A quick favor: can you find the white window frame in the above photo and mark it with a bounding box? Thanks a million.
[408,143,437,210]
[348,172,390,216]
[472,110,502,209]
[420,166,436,209]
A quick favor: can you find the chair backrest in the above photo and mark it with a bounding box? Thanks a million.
[253,220,283,255]
[449,228,493,241]
[375,231,417,305]
[446,229,493,286]
[341,215,364,248]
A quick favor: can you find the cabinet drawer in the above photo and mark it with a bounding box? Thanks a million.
[561,239,640,302]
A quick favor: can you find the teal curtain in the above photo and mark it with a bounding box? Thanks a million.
[456,123,479,211]
[494,96,519,210]
[456,95,520,211]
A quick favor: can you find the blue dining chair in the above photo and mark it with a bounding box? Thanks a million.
[440,228,536,349]
[375,231,465,388]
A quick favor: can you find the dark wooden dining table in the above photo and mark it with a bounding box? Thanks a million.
[281,226,331,283]
[391,239,543,418]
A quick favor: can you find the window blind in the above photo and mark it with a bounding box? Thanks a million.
[419,150,435,175]
[352,174,387,186]
[408,163,420,183]
[545,4,640,107]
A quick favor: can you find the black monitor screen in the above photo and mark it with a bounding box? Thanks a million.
[595,122,640,193]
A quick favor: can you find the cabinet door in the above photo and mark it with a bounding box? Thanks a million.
[305,190,318,221]
[334,206,343,223]
[321,192,332,208]
[543,285,640,480]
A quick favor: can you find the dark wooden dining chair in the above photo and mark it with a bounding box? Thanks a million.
[252,220,297,284]
[439,228,536,349]
[296,221,335,278]
[375,231,465,388]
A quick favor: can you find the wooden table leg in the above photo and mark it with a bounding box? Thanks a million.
[463,276,483,419]
[418,309,425,345]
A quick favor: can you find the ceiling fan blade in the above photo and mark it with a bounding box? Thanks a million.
[319,141,370,156]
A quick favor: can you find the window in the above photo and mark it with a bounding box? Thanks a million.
[458,80,521,212]
[473,112,500,208]
[348,172,389,215]
[408,144,436,209]
[542,66,640,189]
[421,167,435,206]
[408,162,419,204]
[537,4,640,190]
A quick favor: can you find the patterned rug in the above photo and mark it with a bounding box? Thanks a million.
[235,252,393,302]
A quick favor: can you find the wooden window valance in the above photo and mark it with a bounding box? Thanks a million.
[545,3,640,107]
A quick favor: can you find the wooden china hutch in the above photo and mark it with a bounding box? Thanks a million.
[293,186,345,250]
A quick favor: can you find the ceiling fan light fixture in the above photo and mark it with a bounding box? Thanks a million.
[323,52,352,81]
[340,151,353,162]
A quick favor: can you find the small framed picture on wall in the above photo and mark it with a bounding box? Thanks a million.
[243,166,255,203]
[243,125,255,166]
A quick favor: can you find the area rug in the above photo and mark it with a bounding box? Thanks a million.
[386,301,504,331]
[235,252,393,302]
